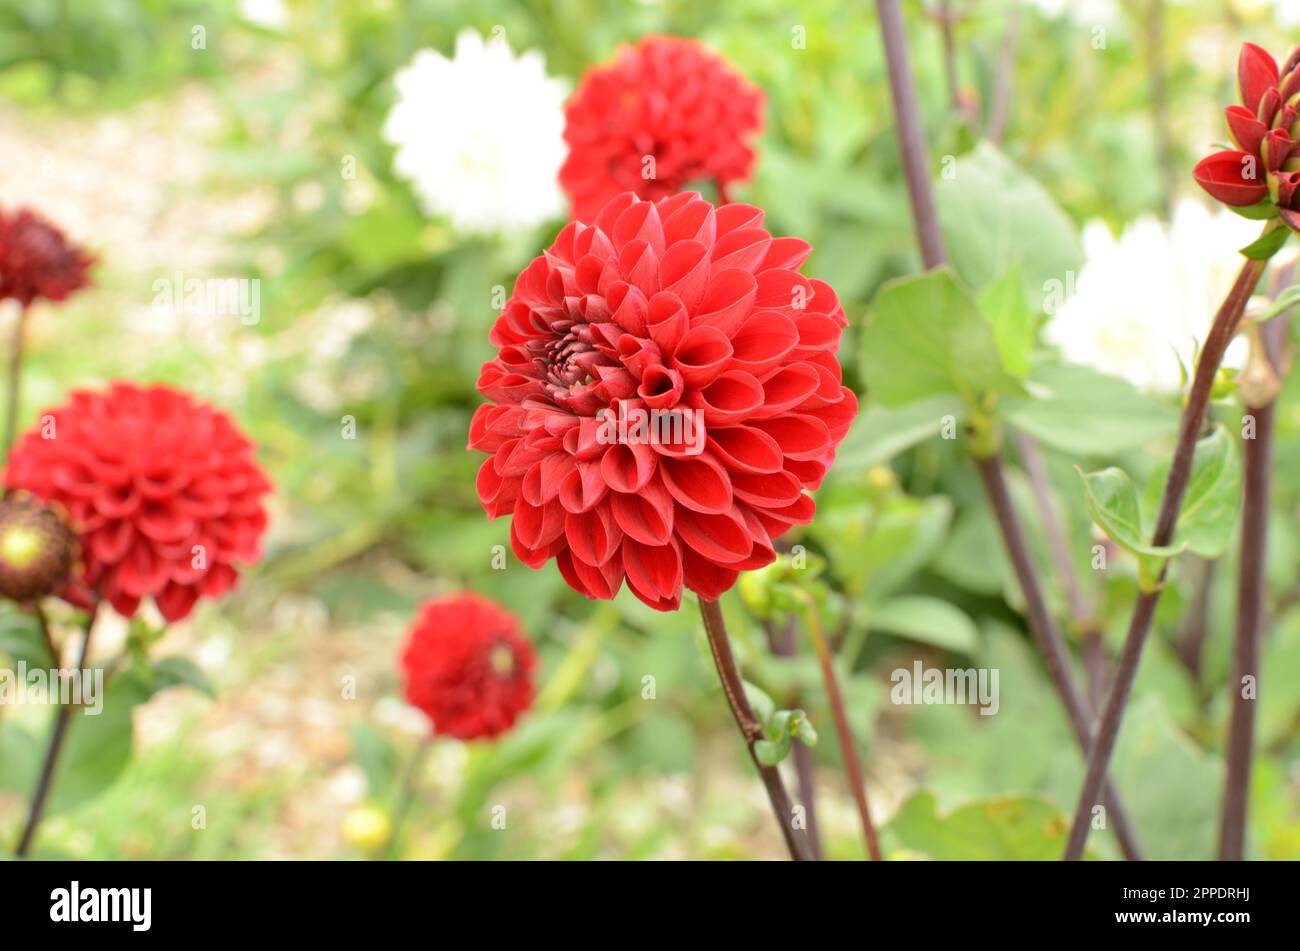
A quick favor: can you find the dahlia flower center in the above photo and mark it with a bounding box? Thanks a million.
[0,525,41,569]
[537,319,608,402]
[489,643,516,677]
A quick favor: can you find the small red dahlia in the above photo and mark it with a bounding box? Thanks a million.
[400,593,537,741]
[468,191,857,612]
[1194,42,1300,229]
[4,382,271,622]
[0,207,94,307]
[560,35,764,223]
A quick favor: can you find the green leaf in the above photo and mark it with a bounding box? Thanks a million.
[1002,364,1177,456]
[1078,466,1182,561]
[807,491,953,598]
[1142,425,1242,559]
[148,656,215,698]
[1107,697,1220,860]
[0,669,154,818]
[978,267,1034,379]
[792,711,818,747]
[885,791,1072,860]
[871,595,979,654]
[754,734,791,766]
[934,143,1084,302]
[0,606,51,668]
[862,268,1020,409]
[1227,199,1279,220]
[1240,226,1289,260]
[832,395,966,470]
[743,681,776,724]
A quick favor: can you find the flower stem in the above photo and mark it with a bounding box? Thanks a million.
[698,597,812,861]
[1064,251,1269,861]
[973,452,1145,860]
[800,603,883,860]
[876,0,1144,856]
[1219,287,1290,860]
[764,616,824,860]
[876,0,947,270]
[15,602,99,858]
[3,303,29,462]
[384,735,432,860]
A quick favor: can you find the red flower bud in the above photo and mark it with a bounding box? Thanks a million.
[1193,150,1269,206]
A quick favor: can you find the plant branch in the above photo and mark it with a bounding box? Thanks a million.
[1219,277,1291,859]
[384,735,433,860]
[877,0,947,270]
[698,597,812,861]
[15,602,99,858]
[1064,251,1270,861]
[973,453,1144,860]
[764,616,824,860]
[800,603,883,860]
[987,4,1021,144]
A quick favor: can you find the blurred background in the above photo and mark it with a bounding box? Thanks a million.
[0,0,1298,860]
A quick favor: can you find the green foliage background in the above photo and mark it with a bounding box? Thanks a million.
[0,0,1297,860]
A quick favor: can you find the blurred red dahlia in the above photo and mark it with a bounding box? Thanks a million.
[0,207,94,307]
[559,36,764,223]
[468,191,857,612]
[4,382,271,622]
[400,593,537,741]
[1194,42,1300,230]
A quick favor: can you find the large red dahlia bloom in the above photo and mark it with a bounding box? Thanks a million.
[468,191,857,612]
[559,36,764,223]
[1194,42,1300,229]
[400,593,537,741]
[4,382,271,622]
[0,207,94,307]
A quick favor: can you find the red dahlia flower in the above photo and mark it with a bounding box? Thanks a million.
[559,36,764,223]
[400,593,537,741]
[0,207,94,307]
[468,191,857,612]
[1194,42,1300,230]
[4,382,271,622]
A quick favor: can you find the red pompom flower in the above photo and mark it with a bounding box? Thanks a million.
[468,191,857,612]
[4,382,271,621]
[1194,42,1300,230]
[0,207,94,307]
[400,593,538,741]
[559,36,764,223]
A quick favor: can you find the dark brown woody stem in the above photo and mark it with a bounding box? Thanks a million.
[1064,251,1269,861]
[801,604,883,860]
[974,454,1144,860]
[698,598,812,861]
[16,602,99,857]
[1219,276,1291,860]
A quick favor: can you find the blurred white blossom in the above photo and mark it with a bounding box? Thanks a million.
[1045,200,1258,395]
[384,30,567,236]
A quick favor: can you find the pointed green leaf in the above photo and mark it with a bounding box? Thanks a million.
[862,268,1020,410]
[1239,227,1289,260]
[978,267,1034,379]
[1078,466,1182,560]
[1142,425,1242,559]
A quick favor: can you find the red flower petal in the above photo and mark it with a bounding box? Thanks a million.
[1239,42,1279,115]
[1193,150,1269,206]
